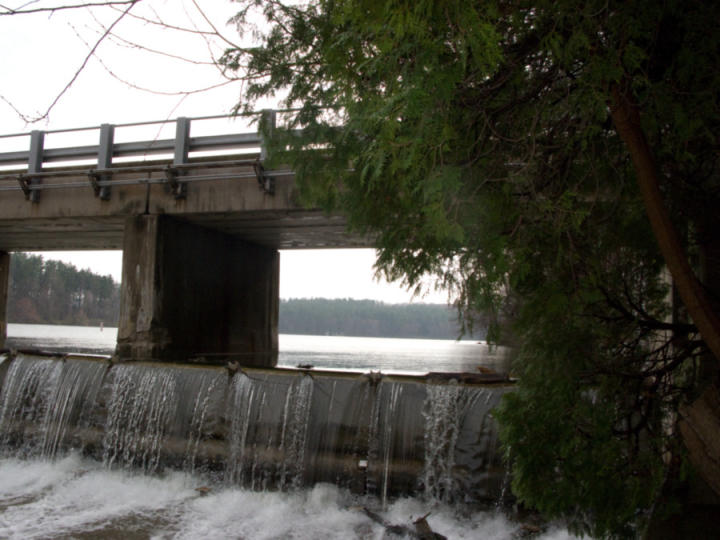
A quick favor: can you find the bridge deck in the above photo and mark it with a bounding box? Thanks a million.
[0,116,369,251]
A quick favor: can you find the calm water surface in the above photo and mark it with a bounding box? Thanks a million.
[6,323,510,374]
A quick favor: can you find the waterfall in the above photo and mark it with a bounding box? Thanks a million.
[226,372,259,485]
[181,370,228,475]
[103,364,180,472]
[0,354,510,505]
[226,372,314,491]
[0,355,107,458]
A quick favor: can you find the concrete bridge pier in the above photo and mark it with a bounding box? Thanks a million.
[0,251,8,350]
[116,215,279,366]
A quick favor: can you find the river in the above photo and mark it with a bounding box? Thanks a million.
[0,324,575,539]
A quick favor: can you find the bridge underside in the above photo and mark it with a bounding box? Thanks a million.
[0,158,369,252]
[0,157,371,363]
[0,210,363,252]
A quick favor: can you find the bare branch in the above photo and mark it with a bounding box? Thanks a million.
[0,0,136,15]
[84,8,218,67]
[108,4,218,37]
[189,0,239,49]
[68,21,242,96]
[30,0,141,122]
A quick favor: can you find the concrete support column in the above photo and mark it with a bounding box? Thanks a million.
[116,215,279,365]
[0,251,8,350]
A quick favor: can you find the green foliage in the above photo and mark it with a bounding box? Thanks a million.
[224,0,720,536]
[7,253,120,326]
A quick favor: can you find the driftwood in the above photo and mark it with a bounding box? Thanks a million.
[360,507,447,539]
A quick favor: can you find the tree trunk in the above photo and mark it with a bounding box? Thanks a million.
[609,85,720,366]
[610,85,720,501]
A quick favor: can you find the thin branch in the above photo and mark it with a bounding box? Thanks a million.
[0,93,38,124]
[108,4,218,37]
[66,16,241,97]
[85,9,219,67]
[27,0,142,123]
[189,0,239,49]
[0,0,135,15]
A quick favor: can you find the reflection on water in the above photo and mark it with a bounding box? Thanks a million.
[6,323,510,374]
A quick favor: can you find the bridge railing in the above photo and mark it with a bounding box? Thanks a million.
[0,112,284,201]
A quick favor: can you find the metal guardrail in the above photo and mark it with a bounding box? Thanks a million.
[0,112,285,201]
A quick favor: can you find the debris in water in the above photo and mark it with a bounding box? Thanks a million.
[359,507,446,539]
[413,512,447,540]
[195,486,212,496]
[226,360,240,375]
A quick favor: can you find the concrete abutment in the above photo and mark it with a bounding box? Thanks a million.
[116,215,279,366]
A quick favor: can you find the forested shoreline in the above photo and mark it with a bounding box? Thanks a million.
[7,253,120,327]
[7,254,476,340]
[279,298,478,340]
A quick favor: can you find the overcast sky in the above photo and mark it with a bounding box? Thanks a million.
[1,2,448,304]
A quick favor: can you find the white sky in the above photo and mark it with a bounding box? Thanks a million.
[1,2,448,304]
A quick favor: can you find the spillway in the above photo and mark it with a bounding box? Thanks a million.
[0,351,511,506]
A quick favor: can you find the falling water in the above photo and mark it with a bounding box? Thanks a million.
[0,355,107,458]
[0,341,582,539]
[181,370,227,475]
[422,381,489,503]
[0,354,510,506]
[226,372,315,491]
[0,356,61,456]
[40,359,107,458]
[367,381,409,508]
[278,374,314,490]
[102,364,180,472]
[226,372,260,485]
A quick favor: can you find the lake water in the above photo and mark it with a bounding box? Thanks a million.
[5,323,511,375]
[0,325,577,539]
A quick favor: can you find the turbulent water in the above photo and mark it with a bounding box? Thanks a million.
[0,453,577,539]
[0,326,577,539]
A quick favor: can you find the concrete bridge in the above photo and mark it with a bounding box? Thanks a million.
[0,113,369,365]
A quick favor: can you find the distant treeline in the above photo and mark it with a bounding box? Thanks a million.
[7,253,120,326]
[6,255,480,339]
[279,298,482,340]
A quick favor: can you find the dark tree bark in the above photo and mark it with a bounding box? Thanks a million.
[610,85,720,500]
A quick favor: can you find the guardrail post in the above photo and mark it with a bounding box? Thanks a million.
[259,109,276,162]
[92,123,114,200]
[165,117,190,199]
[27,130,44,203]
[255,109,276,195]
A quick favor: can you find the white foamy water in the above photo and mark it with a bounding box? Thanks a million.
[0,454,577,540]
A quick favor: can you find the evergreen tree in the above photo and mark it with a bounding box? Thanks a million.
[223,1,720,535]
[7,253,120,326]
